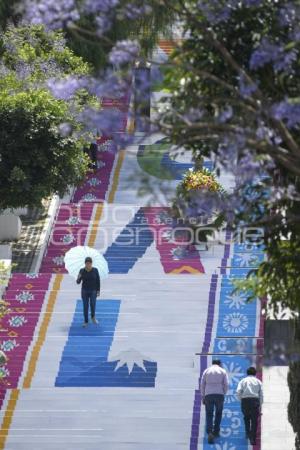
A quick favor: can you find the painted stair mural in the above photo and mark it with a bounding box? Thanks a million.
[0,56,265,450]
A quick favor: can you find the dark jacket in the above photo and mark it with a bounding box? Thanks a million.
[89,143,98,165]
[76,267,100,292]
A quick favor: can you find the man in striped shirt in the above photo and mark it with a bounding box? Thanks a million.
[237,366,263,446]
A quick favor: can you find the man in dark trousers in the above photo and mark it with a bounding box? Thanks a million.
[200,359,229,444]
[237,366,263,445]
[76,257,100,327]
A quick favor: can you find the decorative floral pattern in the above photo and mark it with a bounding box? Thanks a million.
[80,193,98,202]
[87,177,101,187]
[170,246,188,260]
[66,216,81,225]
[15,291,34,303]
[97,160,106,169]
[9,316,28,327]
[26,273,39,279]
[1,339,19,352]
[221,408,241,438]
[98,142,111,152]
[224,293,247,309]
[222,361,244,386]
[52,256,65,266]
[61,233,75,244]
[235,253,259,267]
[223,313,249,333]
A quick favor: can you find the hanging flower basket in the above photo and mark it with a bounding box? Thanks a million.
[181,168,222,194]
[172,168,225,245]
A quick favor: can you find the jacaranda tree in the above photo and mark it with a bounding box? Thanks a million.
[0,25,93,209]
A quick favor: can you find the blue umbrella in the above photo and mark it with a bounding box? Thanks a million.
[64,246,109,279]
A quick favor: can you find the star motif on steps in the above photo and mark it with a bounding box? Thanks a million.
[109,349,154,374]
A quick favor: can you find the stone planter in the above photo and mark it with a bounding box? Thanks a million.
[0,213,22,241]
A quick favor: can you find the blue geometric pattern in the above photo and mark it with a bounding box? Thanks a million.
[103,209,154,273]
[56,300,157,387]
[201,242,264,449]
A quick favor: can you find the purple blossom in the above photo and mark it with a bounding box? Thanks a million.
[218,106,233,123]
[250,38,281,69]
[274,49,298,72]
[197,1,232,24]
[121,3,152,20]
[197,0,262,25]
[59,123,72,137]
[109,40,140,66]
[89,72,130,99]
[242,0,262,6]
[238,75,258,97]
[271,100,300,129]
[24,0,79,29]
[235,152,261,185]
[278,3,298,27]
[0,63,10,77]
[14,61,34,80]
[95,15,112,36]
[81,108,125,136]
[183,108,204,124]
[84,0,118,36]
[250,38,297,73]
[84,0,118,14]
[47,76,84,100]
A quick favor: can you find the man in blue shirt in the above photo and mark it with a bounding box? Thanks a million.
[76,257,100,327]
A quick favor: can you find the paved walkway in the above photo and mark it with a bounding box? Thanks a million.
[0,45,264,450]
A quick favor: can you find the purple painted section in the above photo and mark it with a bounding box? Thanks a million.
[190,355,207,450]
[221,228,232,275]
[189,274,218,449]
[202,274,218,354]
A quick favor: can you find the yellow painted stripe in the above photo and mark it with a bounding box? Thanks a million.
[108,149,126,204]
[87,203,104,247]
[0,389,20,449]
[23,274,63,388]
[169,265,202,274]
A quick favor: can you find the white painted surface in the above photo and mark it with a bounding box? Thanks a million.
[262,366,295,450]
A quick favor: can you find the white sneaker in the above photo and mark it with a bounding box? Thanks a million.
[82,322,88,328]
[92,317,98,324]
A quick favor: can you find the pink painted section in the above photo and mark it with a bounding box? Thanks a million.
[144,207,205,274]
[39,203,94,274]
[0,273,52,392]
[72,141,116,203]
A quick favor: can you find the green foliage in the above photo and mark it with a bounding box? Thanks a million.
[0,262,10,287]
[234,237,300,315]
[0,25,91,80]
[288,361,300,449]
[0,88,88,209]
[0,25,93,209]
